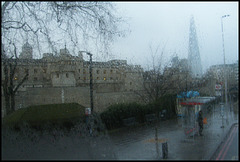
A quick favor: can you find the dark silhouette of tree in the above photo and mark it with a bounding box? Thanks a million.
[135,44,191,104]
[2,2,127,58]
[2,44,29,115]
[1,2,126,115]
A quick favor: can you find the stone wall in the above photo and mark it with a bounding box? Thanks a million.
[2,86,142,116]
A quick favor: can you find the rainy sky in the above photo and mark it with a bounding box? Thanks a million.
[111,2,238,73]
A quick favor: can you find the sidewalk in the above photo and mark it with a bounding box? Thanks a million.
[108,102,239,160]
[2,102,238,160]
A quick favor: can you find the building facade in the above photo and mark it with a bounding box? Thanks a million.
[1,43,144,116]
[205,62,239,98]
[188,16,203,78]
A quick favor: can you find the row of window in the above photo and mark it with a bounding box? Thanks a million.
[23,68,47,74]
[21,76,121,81]
[14,73,122,81]
[79,77,119,81]
[21,68,117,75]
[80,69,115,74]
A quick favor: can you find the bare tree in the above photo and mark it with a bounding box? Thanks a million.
[135,44,190,104]
[2,44,29,115]
[1,2,126,115]
[1,2,127,58]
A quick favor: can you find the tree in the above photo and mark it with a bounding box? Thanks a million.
[2,44,29,115]
[136,44,191,104]
[1,2,126,115]
[1,2,126,58]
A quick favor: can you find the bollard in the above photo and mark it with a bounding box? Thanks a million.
[162,142,168,159]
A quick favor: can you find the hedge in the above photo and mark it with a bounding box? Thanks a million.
[100,95,177,130]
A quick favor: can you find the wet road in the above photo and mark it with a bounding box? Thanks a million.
[212,123,238,160]
[108,102,239,160]
[2,102,238,160]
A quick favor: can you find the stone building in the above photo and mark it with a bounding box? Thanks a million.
[1,43,144,116]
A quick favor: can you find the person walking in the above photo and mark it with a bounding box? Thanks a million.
[198,110,203,136]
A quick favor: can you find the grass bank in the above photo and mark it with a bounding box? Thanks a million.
[2,103,86,127]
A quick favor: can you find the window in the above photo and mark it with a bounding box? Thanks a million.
[104,70,107,74]
[104,77,106,81]
[83,69,86,74]
[34,77,38,81]
[56,73,59,78]
[34,69,38,74]
[110,69,113,73]
[66,73,69,78]
[96,70,100,74]
[78,69,80,73]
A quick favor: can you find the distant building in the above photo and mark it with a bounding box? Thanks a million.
[206,62,238,97]
[208,63,238,88]
[188,16,203,78]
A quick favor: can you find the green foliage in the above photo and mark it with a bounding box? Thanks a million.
[2,103,86,127]
[100,102,144,129]
[155,94,177,116]
[100,95,177,130]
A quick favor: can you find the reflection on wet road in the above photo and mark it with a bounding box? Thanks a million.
[212,123,238,160]
[108,103,238,160]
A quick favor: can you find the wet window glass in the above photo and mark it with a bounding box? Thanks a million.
[2,2,238,160]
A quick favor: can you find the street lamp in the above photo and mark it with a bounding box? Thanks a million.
[80,51,94,112]
[221,14,230,123]
[86,52,94,113]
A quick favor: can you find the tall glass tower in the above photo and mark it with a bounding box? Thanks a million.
[188,16,202,78]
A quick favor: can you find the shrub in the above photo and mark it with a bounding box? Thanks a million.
[100,102,144,130]
[100,95,177,130]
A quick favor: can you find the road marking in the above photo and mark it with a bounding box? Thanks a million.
[216,125,237,160]
[220,126,237,160]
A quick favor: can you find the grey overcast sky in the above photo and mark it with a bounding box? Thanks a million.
[111,1,238,73]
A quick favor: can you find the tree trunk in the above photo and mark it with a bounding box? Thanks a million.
[4,92,11,115]
[10,93,16,113]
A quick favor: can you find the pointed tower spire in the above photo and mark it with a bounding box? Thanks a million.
[188,15,202,78]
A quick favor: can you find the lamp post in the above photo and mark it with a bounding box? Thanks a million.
[80,51,94,136]
[221,14,230,123]
[80,51,94,112]
[86,52,94,113]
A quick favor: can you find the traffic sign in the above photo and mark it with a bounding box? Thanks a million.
[215,84,222,90]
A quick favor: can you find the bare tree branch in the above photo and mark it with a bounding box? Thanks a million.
[2,2,127,58]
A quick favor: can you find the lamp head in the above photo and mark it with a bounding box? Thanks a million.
[222,15,230,18]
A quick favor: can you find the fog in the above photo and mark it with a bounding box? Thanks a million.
[112,2,238,72]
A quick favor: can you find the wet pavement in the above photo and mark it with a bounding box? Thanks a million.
[211,123,238,160]
[2,102,238,160]
[108,102,239,160]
